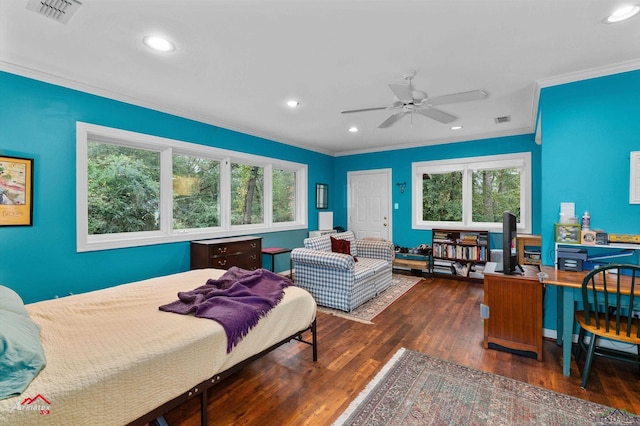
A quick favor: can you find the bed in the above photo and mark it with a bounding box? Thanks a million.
[0,268,317,425]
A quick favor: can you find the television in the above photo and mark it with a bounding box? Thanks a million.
[499,211,522,275]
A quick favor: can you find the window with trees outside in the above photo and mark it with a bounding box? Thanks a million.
[412,153,531,232]
[76,122,307,252]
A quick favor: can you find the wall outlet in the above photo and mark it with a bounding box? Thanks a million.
[480,303,490,319]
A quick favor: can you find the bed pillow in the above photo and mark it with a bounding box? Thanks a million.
[0,310,47,400]
[331,237,357,262]
[0,285,29,317]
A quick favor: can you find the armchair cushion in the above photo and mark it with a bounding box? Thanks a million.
[331,232,358,257]
[331,237,357,262]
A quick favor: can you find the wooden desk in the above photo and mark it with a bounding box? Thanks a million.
[540,265,640,376]
[483,263,544,361]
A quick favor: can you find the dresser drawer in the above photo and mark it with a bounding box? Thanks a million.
[208,252,260,270]
[209,240,260,257]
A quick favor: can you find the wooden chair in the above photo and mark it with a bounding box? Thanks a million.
[574,264,640,389]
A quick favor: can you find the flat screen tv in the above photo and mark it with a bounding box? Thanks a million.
[500,211,522,275]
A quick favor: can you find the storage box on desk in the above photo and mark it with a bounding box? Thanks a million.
[555,223,581,244]
[557,247,588,271]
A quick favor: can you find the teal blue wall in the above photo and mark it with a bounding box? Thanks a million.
[0,71,333,303]
[4,66,637,336]
[334,134,542,248]
[539,69,640,331]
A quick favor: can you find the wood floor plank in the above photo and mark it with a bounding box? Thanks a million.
[164,276,640,425]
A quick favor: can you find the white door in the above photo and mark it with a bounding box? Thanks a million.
[348,169,392,240]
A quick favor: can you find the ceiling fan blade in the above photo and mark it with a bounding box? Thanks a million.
[428,90,488,106]
[416,107,457,124]
[378,111,407,128]
[388,82,413,103]
[341,106,388,114]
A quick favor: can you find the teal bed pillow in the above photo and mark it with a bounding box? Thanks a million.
[0,294,47,400]
[0,285,29,317]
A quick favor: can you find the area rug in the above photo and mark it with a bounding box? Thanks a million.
[317,274,423,324]
[334,348,638,426]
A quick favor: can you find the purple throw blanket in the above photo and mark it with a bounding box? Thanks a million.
[159,267,291,353]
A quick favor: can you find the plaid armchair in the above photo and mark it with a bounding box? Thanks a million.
[291,231,394,312]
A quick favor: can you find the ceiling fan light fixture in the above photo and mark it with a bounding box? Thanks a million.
[604,4,640,23]
[143,35,175,52]
[348,126,359,133]
[286,100,301,108]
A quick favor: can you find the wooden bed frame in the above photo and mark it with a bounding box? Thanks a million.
[128,319,317,426]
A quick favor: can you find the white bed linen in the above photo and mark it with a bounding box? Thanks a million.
[0,269,316,425]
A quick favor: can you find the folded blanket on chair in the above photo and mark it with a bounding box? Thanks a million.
[159,267,291,352]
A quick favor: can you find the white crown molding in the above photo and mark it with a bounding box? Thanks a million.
[4,57,640,158]
[334,126,536,157]
[0,60,337,157]
[536,58,640,90]
[531,58,640,146]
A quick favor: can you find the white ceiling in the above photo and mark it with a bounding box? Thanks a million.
[1,0,639,156]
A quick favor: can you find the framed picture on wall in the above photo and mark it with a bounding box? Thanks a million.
[316,183,328,209]
[0,155,34,226]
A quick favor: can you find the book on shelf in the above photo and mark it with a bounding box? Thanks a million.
[433,259,455,275]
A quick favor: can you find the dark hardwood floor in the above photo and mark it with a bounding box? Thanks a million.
[164,276,640,425]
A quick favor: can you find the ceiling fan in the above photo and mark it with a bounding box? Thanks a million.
[341,71,488,128]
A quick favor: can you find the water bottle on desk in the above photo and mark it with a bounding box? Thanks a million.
[581,211,590,231]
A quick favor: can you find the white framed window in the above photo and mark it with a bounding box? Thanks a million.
[412,152,531,233]
[76,122,307,252]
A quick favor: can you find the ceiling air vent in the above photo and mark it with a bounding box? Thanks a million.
[494,115,511,124]
[26,0,82,24]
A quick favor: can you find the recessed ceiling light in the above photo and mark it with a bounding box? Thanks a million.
[450,125,463,130]
[604,4,640,23]
[143,35,175,52]
[286,100,300,108]
[348,126,359,133]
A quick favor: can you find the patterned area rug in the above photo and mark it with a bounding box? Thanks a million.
[316,274,423,324]
[334,348,637,426]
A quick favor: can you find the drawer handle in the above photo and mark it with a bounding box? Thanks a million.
[218,260,227,266]
[217,247,227,253]
[250,255,256,259]
[250,243,257,248]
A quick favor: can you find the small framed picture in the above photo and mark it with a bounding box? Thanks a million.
[0,155,34,226]
[316,183,328,209]
[581,230,597,245]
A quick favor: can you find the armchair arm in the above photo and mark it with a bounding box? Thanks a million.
[291,248,355,270]
[354,239,395,262]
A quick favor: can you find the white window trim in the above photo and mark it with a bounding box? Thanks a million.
[76,122,307,252]
[412,152,532,233]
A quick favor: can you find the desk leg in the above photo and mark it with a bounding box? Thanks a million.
[556,285,563,346]
[561,286,575,377]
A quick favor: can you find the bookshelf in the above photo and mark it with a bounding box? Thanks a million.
[432,229,490,280]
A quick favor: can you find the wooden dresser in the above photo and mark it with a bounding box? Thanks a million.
[190,236,262,271]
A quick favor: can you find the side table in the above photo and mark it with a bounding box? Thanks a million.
[262,247,293,280]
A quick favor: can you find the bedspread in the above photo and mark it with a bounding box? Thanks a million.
[0,269,316,425]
